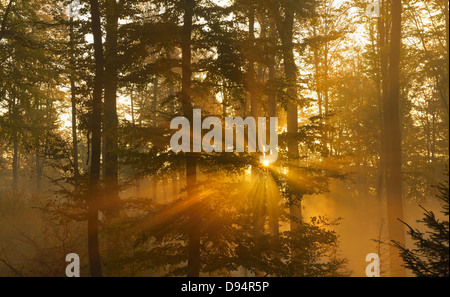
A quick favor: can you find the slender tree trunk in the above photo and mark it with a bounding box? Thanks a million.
[385,0,406,277]
[248,10,259,120]
[443,0,449,122]
[70,16,79,176]
[276,8,302,232]
[87,0,104,277]
[374,15,385,212]
[313,26,322,118]
[273,2,302,276]
[10,93,18,197]
[247,8,265,244]
[268,21,279,239]
[12,129,18,196]
[222,80,227,118]
[181,0,200,277]
[446,0,449,54]
[103,1,121,276]
[152,76,158,127]
[311,26,327,157]
[35,138,42,194]
[104,0,119,218]
[32,94,42,195]
[0,0,13,41]
[268,61,276,119]
[130,86,135,126]
[323,30,330,155]
[169,85,175,115]
[378,0,390,208]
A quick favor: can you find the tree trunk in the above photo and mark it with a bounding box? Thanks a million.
[222,80,227,118]
[69,15,79,176]
[378,0,389,209]
[12,129,18,196]
[272,2,302,276]
[248,10,259,119]
[152,76,158,127]
[104,0,119,218]
[323,26,330,155]
[373,15,384,214]
[0,0,13,41]
[130,86,135,126]
[169,85,175,115]
[181,0,200,277]
[276,7,302,232]
[443,0,449,122]
[385,0,406,277]
[35,138,42,195]
[87,0,104,277]
[268,21,279,238]
[10,93,18,197]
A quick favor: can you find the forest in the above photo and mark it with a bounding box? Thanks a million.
[0,0,448,277]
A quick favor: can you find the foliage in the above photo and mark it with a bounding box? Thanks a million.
[394,173,449,277]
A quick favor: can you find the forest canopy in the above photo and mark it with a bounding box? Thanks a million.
[0,0,448,277]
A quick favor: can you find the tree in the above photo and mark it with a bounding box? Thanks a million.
[180,0,200,277]
[1,0,447,278]
[0,0,13,41]
[394,173,449,277]
[384,0,406,277]
[103,0,120,218]
[269,0,316,237]
[87,0,104,277]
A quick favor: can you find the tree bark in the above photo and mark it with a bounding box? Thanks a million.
[130,86,135,126]
[272,1,303,276]
[181,0,200,277]
[104,0,120,218]
[0,0,13,41]
[69,15,79,176]
[10,92,18,197]
[152,76,158,127]
[377,3,388,207]
[268,21,279,239]
[385,0,406,277]
[248,10,259,119]
[222,80,227,118]
[12,127,18,196]
[87,0,104,277]
[274,4,302,232]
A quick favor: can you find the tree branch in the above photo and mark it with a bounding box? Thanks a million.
[0,0,14,41]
